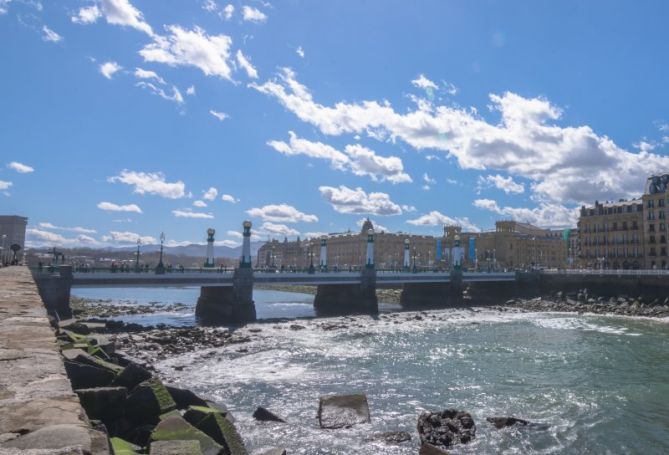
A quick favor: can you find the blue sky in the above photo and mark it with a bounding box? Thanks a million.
[2,0,669,249]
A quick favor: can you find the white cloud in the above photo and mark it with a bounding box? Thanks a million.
[108,170,186,199]
[267,131,411,183]
[319,185,403,216]
[473,198,577,228]
[222,4,234,19]
[242,5,267,23]
[221,193,238,203]
[407,210,480,232]
[27,228,101,248]
[100,61,122,79]
[7,161,33,173]
[209,110,229,121]
[423,173,436,185]
[217,239,241,248]
[186,85,196,95]
[252,68,667,206]
[411,74,438,90]
[235,49,258,79]
[71,5,101,24]
[226,230,242,238]
[136,82,184,104]
[134,67,165,84]
[38,222,97,234]
[356,218,389,233]
[140,25,233,80]
[99,0,153,36]
[97,201,143,213]
[101,230,156,244]
[303,231,327,239]
[172,208,214,219]
[42,26,62,43]
[259,222,299,237]
[247,203,318,223]
[203,0,217,12]
[0,180,13,190]
[193,200,207,207]
[203,187,218,200]
[479,174,524,194]
[296,46,304,58]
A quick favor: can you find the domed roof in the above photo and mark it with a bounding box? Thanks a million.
[360,218,374,234]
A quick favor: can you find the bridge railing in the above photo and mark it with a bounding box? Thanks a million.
[542,268,669,276]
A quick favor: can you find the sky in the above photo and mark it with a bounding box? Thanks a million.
[2,0,669,249]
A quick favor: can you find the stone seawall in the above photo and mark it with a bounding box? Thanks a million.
[0,266,103,453]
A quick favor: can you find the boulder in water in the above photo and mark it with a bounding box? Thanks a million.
[318,394,370,429]
[486,416,550,431]
[417,409,476,448]
[252,406,285,423]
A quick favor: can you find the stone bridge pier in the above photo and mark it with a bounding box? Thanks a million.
[400,270,464,308]
[33,265,73,319]
[314,267,379,316]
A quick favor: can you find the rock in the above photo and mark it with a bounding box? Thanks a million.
[289,324,306,330]
[1,424,92,451]
[419,442,450,454]
[151,415,224,455]
[62,348,124,375]
[183,406,246,454]
[486,416,549,431]
[88,334,116,355]
[75,387,128,423]
[166,385,209,410]
[369,431,412,444]
[125,378,177,425]
[110,436,141,454]
[150,439,203,455]
[317,394,370,429]
[252,406,285,423]
[417,410,476,448]
[64,360,117,389]
[113,362,152,390]
[257,449,287,455]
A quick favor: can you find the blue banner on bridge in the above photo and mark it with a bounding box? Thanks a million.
[468,237,476,261]
[436,239,442,261]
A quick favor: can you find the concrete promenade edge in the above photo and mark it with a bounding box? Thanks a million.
[0,267,95,454]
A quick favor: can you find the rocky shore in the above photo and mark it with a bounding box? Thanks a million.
[256,284,403,304]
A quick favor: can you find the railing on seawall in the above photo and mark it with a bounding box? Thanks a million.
[541,268,669,277]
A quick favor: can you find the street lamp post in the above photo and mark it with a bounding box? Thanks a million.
[134,239,141,273]
[155,232,166,274]
[412,246,417,273]
[308,245,315,274]
[1,234,6,266]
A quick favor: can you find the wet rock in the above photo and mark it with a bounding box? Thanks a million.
[151,415,223,455]
[166,385,209,410]
[113,362,152,390]
[417,410,476,448]
[486,416,549,431]
[182,407,246,455]
[62,348,124,376]
[75,387,127,423]
[318,394,370,429]
[252,406,285,423]
[419,442,450,454]
[125,378,177,425]
[110,436,141,454]
[289,324,306,331]
[257,449,286,455]
[150,439,203,455]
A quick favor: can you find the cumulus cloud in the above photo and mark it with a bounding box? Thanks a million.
[38,222,97,234]
[101,230,156,244]
[247,203,318,223]
[319,185,403,216]
[407,210,480,232]
[473,198,577,228]
[303,231,327,239]
[259,222,299,237]
[193,200,207,208]
[136,82,184,104]
[97,201,143,213]
[7,161,33,173]
[479,174,524,194]
[172,208,214,219]
[209,110,229,121]
[221,194,238,203]
[186,85,196,95]
[42,26,62,42]
[100,0,153,36]
[140,25,233,80]
[27,228,101,248]
[222,4,234,19]
[267,131,411,183]
[108,170,186,199]
[203,187,218,200]
[0,180,13,190]
[71,4,101,24]
[251,68,666,206]
[134,67,165,84]
[235,49,258,79]
[411,74,438,90]
[100,61,122,79]
[296,46,304,58]
[202,0,217,12]
[242,5,266,22]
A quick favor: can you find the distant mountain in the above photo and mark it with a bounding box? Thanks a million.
[111,241,265,259]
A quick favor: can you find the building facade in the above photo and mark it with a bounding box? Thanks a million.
[0,215,28,264]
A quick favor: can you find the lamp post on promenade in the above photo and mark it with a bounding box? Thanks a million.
[155,232,166,275]
[134,239,141,273]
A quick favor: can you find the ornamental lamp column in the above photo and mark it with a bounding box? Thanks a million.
[204,228,216,268]
[366,228,375,269]
[240,221,252,268]
[155,232,166,274]
[403,238,411,271]
[320,236,328,272]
